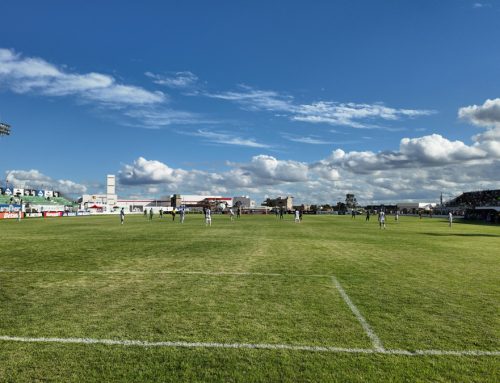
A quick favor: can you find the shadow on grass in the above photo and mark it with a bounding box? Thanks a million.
[422,232,500,238]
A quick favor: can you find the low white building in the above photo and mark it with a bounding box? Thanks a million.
[397,202,437,212]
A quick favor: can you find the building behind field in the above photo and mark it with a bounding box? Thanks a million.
[233,196,253,208]
[261,196,293,211]
[397,202,437,214]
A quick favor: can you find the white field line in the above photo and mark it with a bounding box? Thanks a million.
[0,270,330,278]
[0,336,498,356]
[331,276,385,351]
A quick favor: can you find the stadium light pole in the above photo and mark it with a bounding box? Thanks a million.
[0,122,11,136]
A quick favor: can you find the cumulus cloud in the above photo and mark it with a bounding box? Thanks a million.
[238,155,309,183]
[459,98,500,128]
[204,85,434,129]
[145,71,198,89]
[321,133,497,175]
[117,102,500,204]
[5,169,87,195]
[118,155,310,193]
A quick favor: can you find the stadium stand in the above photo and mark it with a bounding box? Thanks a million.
[445,190,500,208]
[0,195,75,206]
[445,190,500,224]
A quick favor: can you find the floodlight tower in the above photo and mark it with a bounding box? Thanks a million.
[0,122,11,136]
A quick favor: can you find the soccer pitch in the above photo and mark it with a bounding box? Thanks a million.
[0,214,498,382]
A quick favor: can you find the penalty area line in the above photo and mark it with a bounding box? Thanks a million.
[0,336,498,356]
[331,276,385,352]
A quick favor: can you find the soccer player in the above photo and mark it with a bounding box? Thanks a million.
[159,209,163,219]
[395,211,399,222]
[120,207,125,225]
[171,209,176,221]
[378,211,386,229]
[237,206,241,219]
[229,208,235,221]
[294,209,300,223]
[279,207,284,220]
[205,207,212,226]
[179,208,186,224]
[366,210,370,221]
[149,208,153,221]
[448,211,453,227]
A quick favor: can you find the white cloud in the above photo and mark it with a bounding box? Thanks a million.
[205,85,294,112]
[122,108,204,128]
[188,129,271,148]
[0,48,213,128]
[5,169,87,195]
[238,155,309,183]
[472,3,491,9]
[117,102,500,204]
[281,134,334,145]
[292,102,435,129]
[0,48,165,106]
[322,133,496,175]
[459,98,500,128]
[145,71,198,89]
[204,85,434,129]
[118,155,309,192]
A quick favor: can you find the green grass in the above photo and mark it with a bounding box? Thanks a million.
[0,214,499,382]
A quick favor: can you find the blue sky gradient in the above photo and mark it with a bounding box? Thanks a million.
[1,1,499,203]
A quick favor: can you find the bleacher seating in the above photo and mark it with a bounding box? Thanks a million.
[0,195,75,206]
[445,190,500,208]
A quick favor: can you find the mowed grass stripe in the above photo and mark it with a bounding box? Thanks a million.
[0,269,330,277]
[1,214,499,382]
[0,272,370,347]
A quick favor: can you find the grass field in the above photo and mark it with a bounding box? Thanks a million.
[0,213,499,382]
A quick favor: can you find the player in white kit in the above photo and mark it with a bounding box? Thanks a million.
[205,208,212,226]
[179,208,186,224]
[448,212,453,227]
[378,211,386,229]
[229,208,235,221]
[294,209,300,223]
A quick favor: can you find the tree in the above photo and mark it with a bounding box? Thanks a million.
[261,198,277,207]
[345,194,357,209]
[335,202,347,213]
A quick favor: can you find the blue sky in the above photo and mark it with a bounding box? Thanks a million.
[1,0,499,203]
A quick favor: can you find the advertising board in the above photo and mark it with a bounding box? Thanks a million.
[43,211,63,217]
[0,212,21,219]
[25,213,43,218]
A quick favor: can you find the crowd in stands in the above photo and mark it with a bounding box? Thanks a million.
[445,190,500,208]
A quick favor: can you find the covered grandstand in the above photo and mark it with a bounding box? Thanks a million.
[443,190,500,223]
[0,192,77,218]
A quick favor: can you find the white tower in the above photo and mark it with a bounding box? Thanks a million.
[107,175,116,195]
[106,175,117,207]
